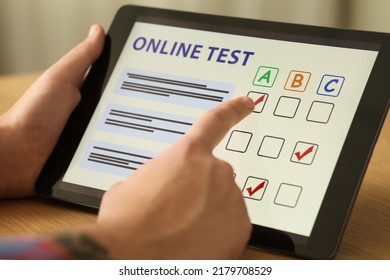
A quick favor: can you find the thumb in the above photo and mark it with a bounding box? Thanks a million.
[42,24,105,87]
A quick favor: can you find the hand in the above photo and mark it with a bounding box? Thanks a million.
[0,25,105,198]
[93,96,255,259]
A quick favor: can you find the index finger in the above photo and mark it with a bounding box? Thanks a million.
[186,96,254,152]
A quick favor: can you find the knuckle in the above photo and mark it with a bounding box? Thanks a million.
[214,159,234,180]
[209,107,231,132]
[218,159,234,173]
[180,135,204,156]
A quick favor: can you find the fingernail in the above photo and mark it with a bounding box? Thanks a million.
[88,24,99,37]
[241,96,255,109]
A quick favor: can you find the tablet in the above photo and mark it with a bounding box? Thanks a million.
[36,5,390,259]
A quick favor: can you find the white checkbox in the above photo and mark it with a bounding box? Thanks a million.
[307,101,334,124]
[258,136,285,159]
[247,91,268,113]
[226,130,252,153]
[274,183,302,208]
[274,96,301,118]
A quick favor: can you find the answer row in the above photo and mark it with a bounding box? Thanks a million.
[247,91,334,124]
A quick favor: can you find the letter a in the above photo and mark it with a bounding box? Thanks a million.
[258,70,271,84]
[253,66,279,88]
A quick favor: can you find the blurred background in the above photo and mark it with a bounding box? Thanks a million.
[0,0,389,75]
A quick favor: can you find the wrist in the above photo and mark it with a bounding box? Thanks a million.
[87,223,136,260]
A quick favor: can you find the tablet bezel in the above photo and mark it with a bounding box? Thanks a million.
[36,5,390,259]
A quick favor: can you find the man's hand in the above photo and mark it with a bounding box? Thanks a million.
[94,96,255,259]
[0,21,254,259]
[0,25,105,198]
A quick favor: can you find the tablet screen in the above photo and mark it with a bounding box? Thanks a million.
[58,16,379,241]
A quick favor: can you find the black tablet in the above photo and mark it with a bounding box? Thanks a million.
[36,5,390,259]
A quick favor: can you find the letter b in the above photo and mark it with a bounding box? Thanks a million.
[284,70,311,92]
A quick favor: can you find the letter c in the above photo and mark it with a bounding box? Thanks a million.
[324,79,339,93]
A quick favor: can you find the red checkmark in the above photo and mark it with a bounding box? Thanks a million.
[254,95,265,106]
[246,181,266,197]
[295,145,314,161]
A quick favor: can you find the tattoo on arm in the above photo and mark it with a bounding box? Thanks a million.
[54,233,109,260]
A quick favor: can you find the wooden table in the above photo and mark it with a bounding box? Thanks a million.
[1,72,390,259]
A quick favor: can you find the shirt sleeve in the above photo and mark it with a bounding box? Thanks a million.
[0,237,72,260]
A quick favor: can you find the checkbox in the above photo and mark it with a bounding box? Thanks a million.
[226,130,252,153]
[242,176,268,201]
[258,136,285,159]
[290,141,318,165]
[306,101,334,124]
[273,96,301,118]
[274,183,302,208]
[247,91,268,113]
